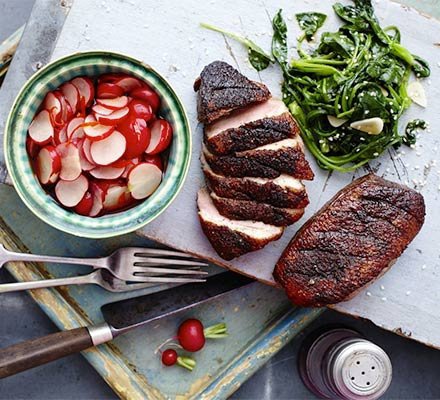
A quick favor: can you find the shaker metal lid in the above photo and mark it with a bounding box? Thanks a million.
[331,339,392,400]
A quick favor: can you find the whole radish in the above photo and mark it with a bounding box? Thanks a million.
[161,349,196,371]
[177,319,228,352]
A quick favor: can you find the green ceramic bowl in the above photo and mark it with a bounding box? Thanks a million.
[4,51,191,238]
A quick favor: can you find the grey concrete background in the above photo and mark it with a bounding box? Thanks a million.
[0,1,440,399]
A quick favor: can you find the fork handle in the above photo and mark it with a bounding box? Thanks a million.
[1,246,106,269]
[0,271,99,293]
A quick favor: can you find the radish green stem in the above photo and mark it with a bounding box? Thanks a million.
[177,356,196,371]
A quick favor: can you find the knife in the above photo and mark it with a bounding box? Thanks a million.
[0,271,253,378]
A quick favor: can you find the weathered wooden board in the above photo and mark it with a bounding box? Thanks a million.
[41,0,440,347]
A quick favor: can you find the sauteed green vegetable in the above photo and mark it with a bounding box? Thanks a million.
[201,0,430,172]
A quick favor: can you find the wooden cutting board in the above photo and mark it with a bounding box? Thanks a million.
[2,0,440,347]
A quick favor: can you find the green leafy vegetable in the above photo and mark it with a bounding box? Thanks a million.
[272,10,288,67]
[403,119,427,146]
[200,22,273,71]
[296,12,327,40]
[201,1,430,171]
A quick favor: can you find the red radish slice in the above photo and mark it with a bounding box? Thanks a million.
[43,92,62,122]
[29,110,54,144]
[128,99,153,121]
[103,184,129,211]
[48,172,59,184]
[56,142,82,181]
[145,119,172,155]
[74,192,94,215]
[57,93,73,124]
[98,73,128,83]
[36,146,61,185]
[128,163,162,199]
[130,87,160,113]
[26,136,40,158]
[90,130,126,165]
[92,104,115,116]
[96,82,124,99]
[122,157,141,178]
[144,154,163,170]
[114,76,143,92]
[88,182,105,217]
[85,114,96,123]
[77,140,96,171]
[97,96,129,110]
[71,77,94,107]
[118,117,150,159]
[90,165,125,179]
[60,83,80,114]
[54,126,68,145]
[95,107,129,125]
[82,139,95,164]
[55,175,89,207]
[83,121,114,141]
[67,117,85,139]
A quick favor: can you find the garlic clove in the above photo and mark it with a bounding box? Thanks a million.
[350,117,384,135]
[327,115,348,128]
[407,81,427,108]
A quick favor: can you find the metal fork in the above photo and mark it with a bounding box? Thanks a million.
[0,269,169,293]
[0,245,208,283]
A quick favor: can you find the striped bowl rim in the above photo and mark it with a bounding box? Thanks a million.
[4,51,191,238]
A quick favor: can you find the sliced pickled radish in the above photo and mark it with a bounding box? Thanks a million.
[83,121,114,141]
[90,130,126,165]
[55,126,68,145]
[96,82,124,99]
[89,182,104,217]
[55,174,89,207]
[103,183,129,211]
[122,157,141,178]
[26,137,40,158]
[95,107,129,125]
[77,140,96,171]
[74,191,94,216]
[97,96,129,110]
[128,163,162,199]
[145,119,172,155]
[130,87,160,113]
[28,110,54,144]
[82,139,95,164]
[71,77,94,107]
[114,76,143,92]
[144,154,163,170]
[48,172,59,184]
[90,165,125,179]
[58,94,73,124]
[56,142,82,181]
[43,92,62,121]
[92,104,115,116]
[36,146,61,185]
[67,117,85,139]
[60,83,80,114]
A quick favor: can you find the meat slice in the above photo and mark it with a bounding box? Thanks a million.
[203,138,314,180]
[205,99,299,155]
[194,61,271,124]
[202,155,309,208]
[273,174,425,307]
[198,188,283,260]
[211,192,305,226]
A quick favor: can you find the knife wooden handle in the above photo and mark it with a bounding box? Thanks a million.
[0,327,93,378]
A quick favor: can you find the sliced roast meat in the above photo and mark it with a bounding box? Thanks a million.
[194,61,271,124]
[202,155,309,208]
[273,174,425,307]
[203,138,314,180]
[205,99,299,155]
[197,188,283,260]
[211,192,304,227]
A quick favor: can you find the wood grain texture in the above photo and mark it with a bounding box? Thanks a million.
[0,327,93,378]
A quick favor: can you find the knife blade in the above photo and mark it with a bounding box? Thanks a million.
[0,271,253,378]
